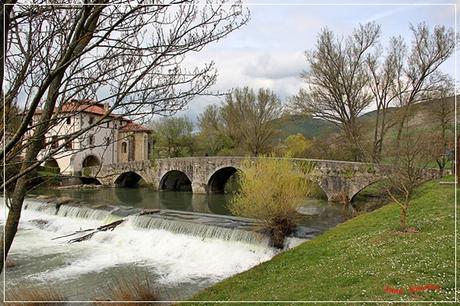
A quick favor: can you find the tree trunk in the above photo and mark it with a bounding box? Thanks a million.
[371,107,381,162]
[376,106,389,162]
[0,5,105,272]
[0,1,17,140]
[0,173,29,273]
[399,205,408,231]
[437,159,445,177]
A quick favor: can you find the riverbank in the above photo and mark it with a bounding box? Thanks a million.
[189,177,455,302]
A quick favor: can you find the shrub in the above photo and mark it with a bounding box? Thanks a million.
[229,157,313,248]
[308,181,327,200]
[95,273,160,305]
[5,286,66,305]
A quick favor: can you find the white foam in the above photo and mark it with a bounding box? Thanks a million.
[2,198,276,285]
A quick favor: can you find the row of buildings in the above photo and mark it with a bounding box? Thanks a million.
[36,100,152,175]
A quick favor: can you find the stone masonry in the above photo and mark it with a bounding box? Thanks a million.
[82,157,440,203]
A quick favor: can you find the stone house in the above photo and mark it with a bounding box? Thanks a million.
[31,100,152,175]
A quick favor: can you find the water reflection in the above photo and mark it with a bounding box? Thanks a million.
[114,187,144,205]
[30,187,349,229]
[206,193,232,215]
[31,187,233,215]
[159,191,192,211]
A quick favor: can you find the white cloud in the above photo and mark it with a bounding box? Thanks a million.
[173,3,456,120]
[243,52,305,80]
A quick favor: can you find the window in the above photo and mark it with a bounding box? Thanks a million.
[66,117,71,125]
[122,142,127,153]
[65,136,72,150]
[105,137,110,146]
[89,116,94,125]
[51,136,58,149]
[88,135,95,146]
[106,122,109,128]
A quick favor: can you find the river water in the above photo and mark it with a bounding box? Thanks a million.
[2,187,350,302]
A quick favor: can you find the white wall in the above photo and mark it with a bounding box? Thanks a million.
[35,112,119,175]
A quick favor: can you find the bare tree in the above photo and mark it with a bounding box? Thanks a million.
[0,0,249,270]
[220,87,281,155]
[392,23,456,153]
[430,93,455,176]
[292,22,380,161]
[384,132,435,231]
[365,37,404,162]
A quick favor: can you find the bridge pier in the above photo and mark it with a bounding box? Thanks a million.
[191,181,207,194]
[317,176,355,204]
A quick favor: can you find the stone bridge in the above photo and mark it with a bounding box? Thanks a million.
[81,157,439,203]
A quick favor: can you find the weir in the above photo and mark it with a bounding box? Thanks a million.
[3,197,279,300]
[22,199,318,249]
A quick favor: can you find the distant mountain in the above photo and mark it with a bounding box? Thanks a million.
[274,114,337,140]
[275,95,456,141]
[358,95,456,133]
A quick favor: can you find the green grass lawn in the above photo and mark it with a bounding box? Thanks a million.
[188,177,456,303]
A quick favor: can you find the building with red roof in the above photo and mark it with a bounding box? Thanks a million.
[34,100,152,175]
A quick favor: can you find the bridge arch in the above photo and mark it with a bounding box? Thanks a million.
[114,171,145,188]
[349,178,387,203]
[207,166,239,194]
[160,170,192,192]
[82,155,100,168]
[43,158,61,173]
[308,179,328,200]
[81,177,102,185]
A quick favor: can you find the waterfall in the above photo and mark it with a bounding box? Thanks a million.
[2,198,277,292]
[16,198,308,250]
[24,200,115,221]
[56,205,112,221]
[24,201,59,215]
[129,214,270,247]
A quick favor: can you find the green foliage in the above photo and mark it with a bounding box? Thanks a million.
[308,181,328,200]
[151,116,195,158]
[195,104,230,156]
[223,173,239,194]
[191,178,455,302]
[229,157,313,248]
[150,158,157,170]
[276,133,312,158]
[367,165,376,174]
[342,168,355,179]
[81,167,92,177]
[195,87,281,156]
[38,166,60,174]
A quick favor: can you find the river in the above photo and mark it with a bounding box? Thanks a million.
[2,187,351,301]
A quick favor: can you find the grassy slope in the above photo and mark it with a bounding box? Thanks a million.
[274,114,337,139]
[190,178,455,303]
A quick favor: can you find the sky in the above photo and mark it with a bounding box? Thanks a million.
[175,0,459,120]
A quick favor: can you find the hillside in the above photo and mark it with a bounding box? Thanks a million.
[273,114,337,139]
[277,96,456,141]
